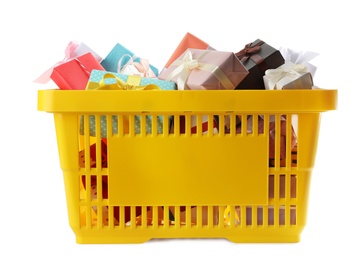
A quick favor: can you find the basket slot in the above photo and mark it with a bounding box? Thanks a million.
[171,114,180,136]
[268,114,298,168]
[207,206,214,227]
[268,206,275,225]
[139,115,147,136]
[280,175,286,198]
[170,114,219,136]
[269,175,274,198]
[278,205,286,225]
[257,206,263,226]
[290,205,297,225]
[185,206,191,228]
[291,175,297,198]
[246,206,252,226]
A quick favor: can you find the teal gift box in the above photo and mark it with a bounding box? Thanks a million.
[88,70,176,90]
[100,43,159,77]
[79,70,176,138]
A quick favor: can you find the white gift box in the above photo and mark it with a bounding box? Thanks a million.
[263,62,313,90]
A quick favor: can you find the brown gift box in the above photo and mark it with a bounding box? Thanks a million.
[235,39,284,90]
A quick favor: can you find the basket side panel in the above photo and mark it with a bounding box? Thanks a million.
[54,113,81,230]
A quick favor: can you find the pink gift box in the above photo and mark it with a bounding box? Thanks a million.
[163,32,215,69]
[50,52,105,90]
[158,48,249,90]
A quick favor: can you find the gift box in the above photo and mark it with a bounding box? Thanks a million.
[158,48,249,90]
[79,70,177,137]
[33,41,102,84]
[263,62,314,90]
[100,43,158,77]
[235,39,285,90]
[50,52,105,90]
[86,70,176,91]
[163,32,215,69]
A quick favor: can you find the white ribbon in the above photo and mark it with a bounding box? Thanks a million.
[265,63,308,90]
[117,54,156,78]
[166,50,235,90]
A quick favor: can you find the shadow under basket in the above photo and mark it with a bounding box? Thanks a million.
[37,89,337,244]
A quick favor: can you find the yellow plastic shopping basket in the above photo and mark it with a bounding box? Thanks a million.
[37,89,337,243]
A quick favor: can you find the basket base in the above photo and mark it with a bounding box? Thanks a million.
[74,227,303,244]
[225,234,300,243]
[76,236,151,244]
[76,235,300,244]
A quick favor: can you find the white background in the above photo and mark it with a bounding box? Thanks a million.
[0,0,358,259]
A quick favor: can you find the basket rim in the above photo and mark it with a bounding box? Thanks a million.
[37,89,337,113]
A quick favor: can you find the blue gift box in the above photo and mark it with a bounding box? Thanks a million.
[80,70,176,137]
[100,43,159,76]
[88,70,175,90]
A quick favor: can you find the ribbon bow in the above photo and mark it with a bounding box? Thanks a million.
[33,41,80,83]
[91,73,160,91]
[236,40,264,63]
[265,63,308,90]
[166,50,234,90]
[117,54,156,78]
[182,51,200,70]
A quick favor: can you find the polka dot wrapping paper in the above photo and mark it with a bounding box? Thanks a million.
[79,70,177,137]
[79,114,164,137]
[88,70,177,90]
